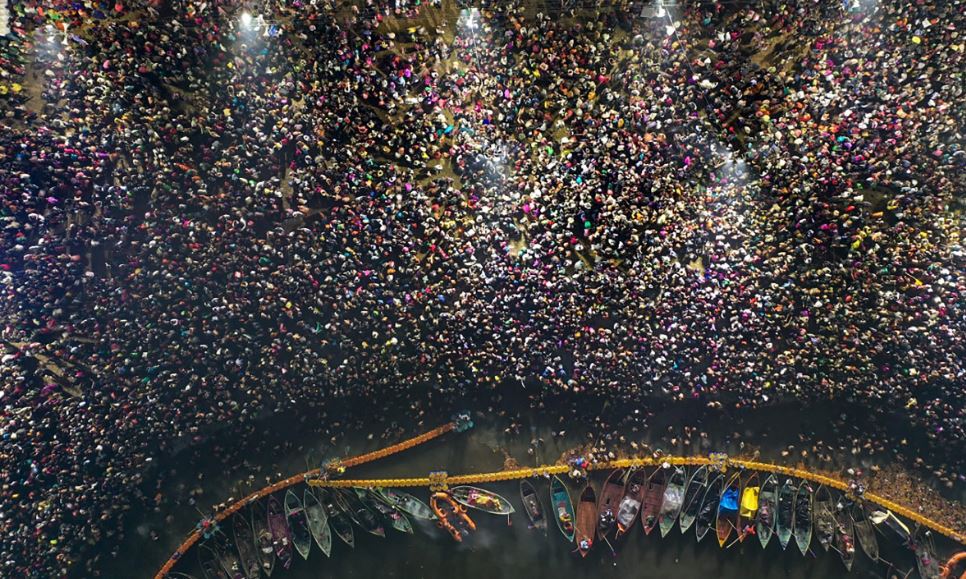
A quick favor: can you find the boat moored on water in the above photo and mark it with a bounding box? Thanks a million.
[520,480,547,531]
[318,489,354,548]
[614,468,646,538]
[851,503,879,561]
[356,488,413,534]
[231,510,260,578]
[869,508,911,543]
[596,469,627,540]
[640,467,668,536]
[450,486,515,515]
[755,474,778,549]
[833,497,856,571]
[284,490,312,560]
[212,534,244,579]
[197,543,228,579]
[266,495,293,570]
[250,501,275,576]
[375,488,435,521]
[550,476,576,543]
[914,534,942,579]
[575,484,597,557]
[737,471,759,542]
[776,479,796,551]
[716,471,741,547]
[657,467,687,538]
[303,488,333,557]
[679,465,709,534]
[336,489,386,538]
[695,474,724,543]
[792,481,813,556]
[813,485,835,551]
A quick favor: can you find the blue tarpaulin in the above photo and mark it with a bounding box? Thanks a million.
[721,488,739,511]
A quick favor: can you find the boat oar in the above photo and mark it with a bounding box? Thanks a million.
[602,535,617,558]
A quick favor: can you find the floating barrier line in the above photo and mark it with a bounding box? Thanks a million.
[309,456,965,545]
[154,422,456,579]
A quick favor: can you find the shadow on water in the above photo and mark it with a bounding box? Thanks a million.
[89,398,956,579]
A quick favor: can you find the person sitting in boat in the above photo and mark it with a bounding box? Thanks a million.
[600,510,614,526]
[559,511,574,532]
[579,538,591,551]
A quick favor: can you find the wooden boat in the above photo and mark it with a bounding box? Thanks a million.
[266,495,293,570]
[232,510,261,578]
[614,468,646,538]
[303,489,333,557]
[833,498,856,571]
[596,469,627,539]
[250,501,276,576]
[450,486,515,515]
[850,504,879,561]
[355,488,413,534]
[375,488,435,521]
[318,489,354,548]
[430,491,476,542]
[284,490,312,560]
[813,485,835,551]
[657,467,687,538]
[520,480,547,531]
[869,508,911,543]
[737,471,759,542]
[575,484,597,557]
[914,534,941,579]
[715,471,741,547]
[678,465,709,534]
[212,534,244,579]
[198,543,229,579]
[694,474,724,543]
[755,474,779,549]
[792,481,813,556]
[549,475,576,543]
[640,467,668,536]
[776,479,796,551]
[335,489,386,537]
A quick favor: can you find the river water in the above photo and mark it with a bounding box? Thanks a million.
[97,401,948,579]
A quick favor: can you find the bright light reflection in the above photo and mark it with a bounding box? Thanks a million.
[241,11,253,28]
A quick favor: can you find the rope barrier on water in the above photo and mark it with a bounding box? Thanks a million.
[308,456,966,545]
[153,422,456,579]
[156,426,964,579]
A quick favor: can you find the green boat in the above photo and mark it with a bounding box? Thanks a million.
[793,481,813,556]
[813,485,835,551]
[851,503,879,562]
[658,467,687,538]
[450,485,515,515]
[776,479,796,550]
[335,489,386,537]
[355,488,413,534]
[549,475,576,543]
[318,489,355,548]
[678,465,709,534]
[833,497,856,571]
[284,490,312,560]
[755,474,778,549]
[374,488,436,521]
[303,488,333,557]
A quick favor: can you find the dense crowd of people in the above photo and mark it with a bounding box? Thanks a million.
[0,0,962,575]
